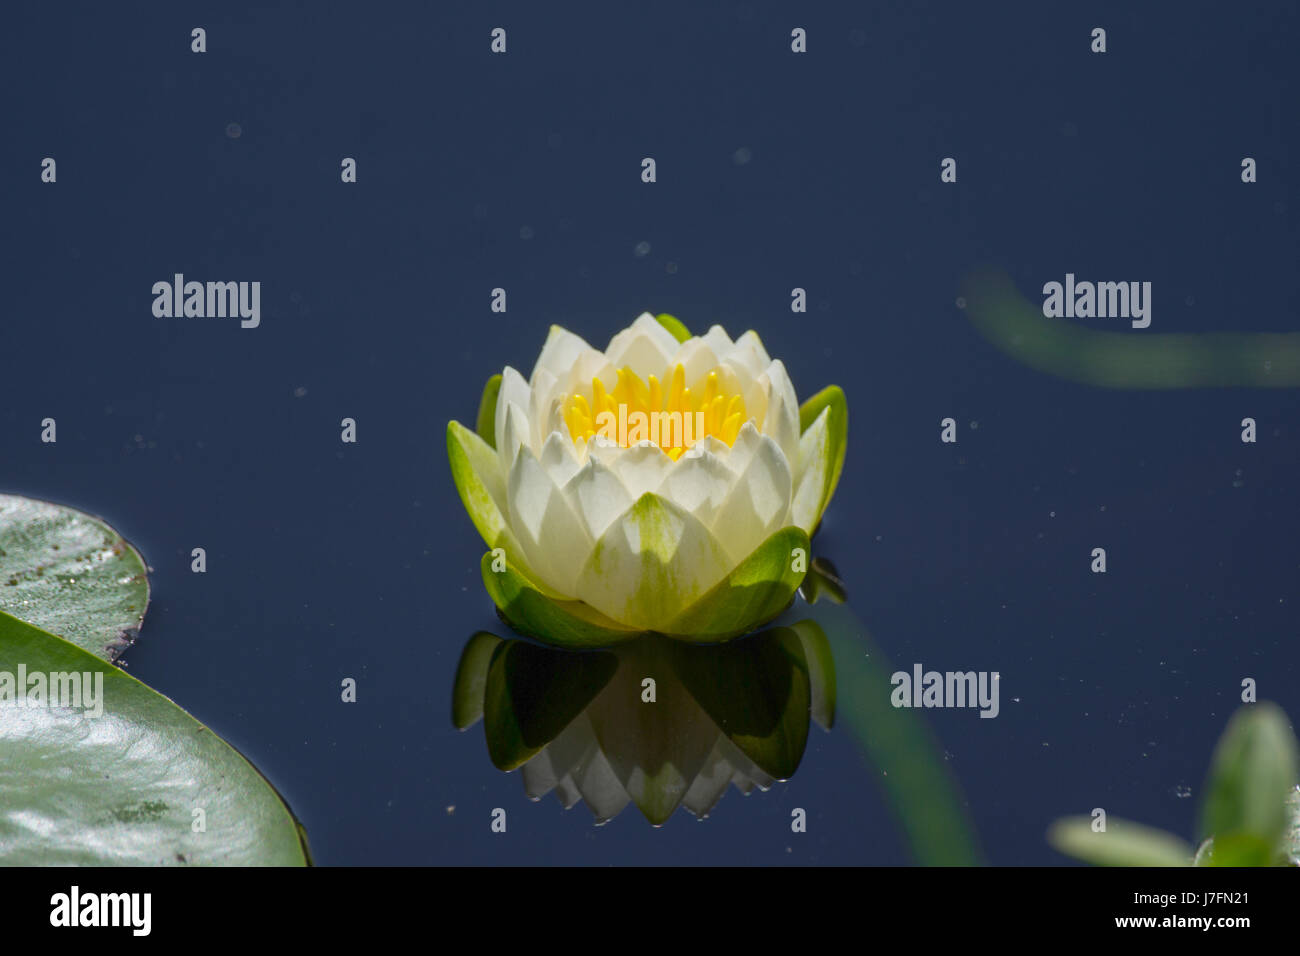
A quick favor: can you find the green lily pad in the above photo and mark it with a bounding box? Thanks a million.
[0,610,310,865]
[654,313,691,343]
[1048,817,1194,867]
[476,374,503,449]
[0,494,149,662]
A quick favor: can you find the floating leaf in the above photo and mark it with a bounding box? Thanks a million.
[0,495,308,865]
[0,494,149,662]
[0,611,310,865]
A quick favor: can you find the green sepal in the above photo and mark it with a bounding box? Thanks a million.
[798,385,848,524]
[446,420,525,559]
[475,374,503,449]
[798,556,846,605]
[654,313,692,343]
[664,526,810,643]
[480,550,643,648]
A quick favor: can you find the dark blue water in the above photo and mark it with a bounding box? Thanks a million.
[3,1,1297,864]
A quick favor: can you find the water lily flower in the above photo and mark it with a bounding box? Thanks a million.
[448,312,846,646]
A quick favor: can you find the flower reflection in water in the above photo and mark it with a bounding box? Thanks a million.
[452,622,835,825]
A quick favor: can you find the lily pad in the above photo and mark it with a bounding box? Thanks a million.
[0,495,309,866]
[0,494,149,662]
[0,611,310,865]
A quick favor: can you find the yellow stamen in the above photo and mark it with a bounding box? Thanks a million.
[562,363,749,455]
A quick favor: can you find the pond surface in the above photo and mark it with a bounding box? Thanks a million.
[3,1,1297,864]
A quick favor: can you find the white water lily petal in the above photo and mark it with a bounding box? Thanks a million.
[657,444,736,528]
[681,735,737,819]
[604,312,680,379]
[790,406,831,533]
[600,442,674,499]
[539,430,583,487]
[669,337,722,386]
[724,329,771,378]
[575,493,731,629]
[494,366,531,455]
[574,744,632,824]
[725,738,776,795]
[723,421,763,477]
[528,368,559,452]
[542,714,595,778]
[709,433,793,564]
[741,378,770,445]
[522,749,560,800]
[756,359,801,466]
[507,448,593,596]
[562,456,634,540]
[699,324,735,356]
[567,349,619,398]
[498,402,532,476]
[554,773,583,810]
[532,325,597,386]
